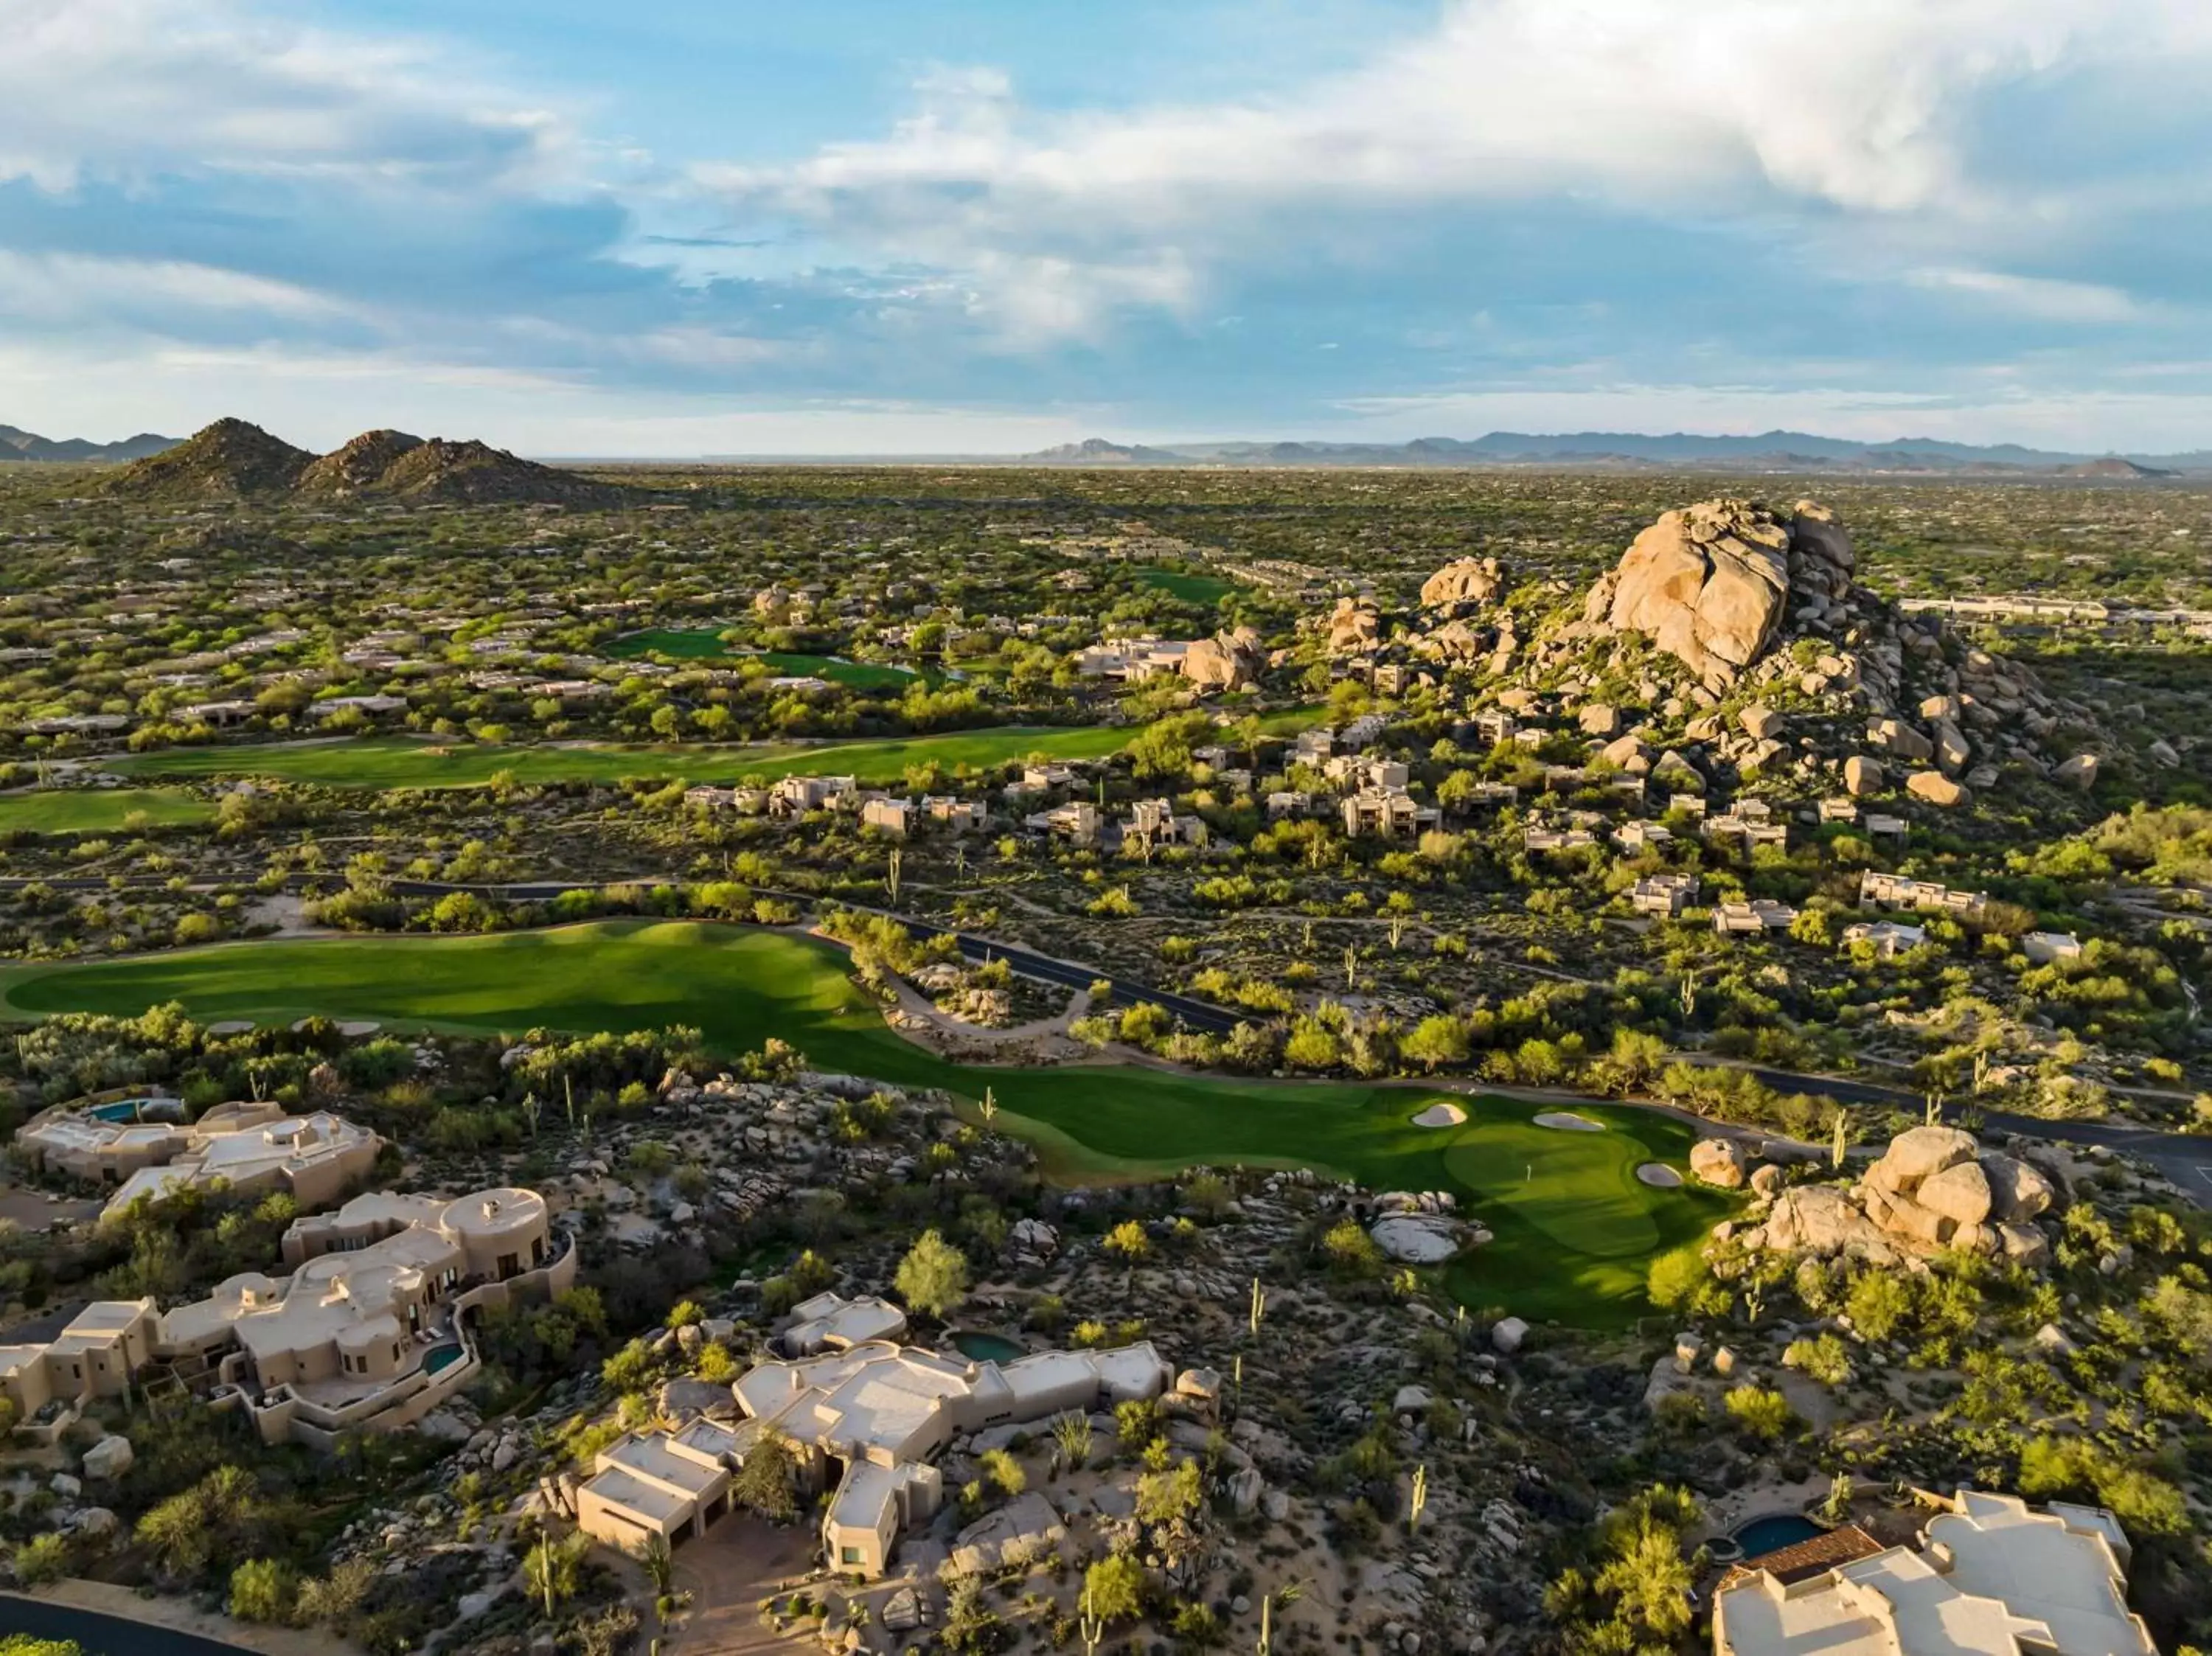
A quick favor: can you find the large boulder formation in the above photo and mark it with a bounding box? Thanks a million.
[1584,498,1854,688]
[1420,556,1503,610]
[1739,1124,2060,1266]
[1326,597,1381,654]
[1180,627,1264,691]
[1690,1138,1750,1189]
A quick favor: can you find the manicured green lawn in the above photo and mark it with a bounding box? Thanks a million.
[103,727,1138,790]
[0,920,1720,1325]
[608,630,924,691]
[0,787,214,835]
[1136,568,1238,605]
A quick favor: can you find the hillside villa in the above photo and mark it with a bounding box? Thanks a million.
[577,1293,1172,1574]
[18,1098,380,1220]
[1714,1489,2156,1656]
[0,1186,573,1448]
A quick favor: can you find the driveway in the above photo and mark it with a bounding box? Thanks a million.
[665,1515,820,1656]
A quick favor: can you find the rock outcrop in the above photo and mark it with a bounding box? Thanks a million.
[1739,1124,2060,1267]
[1419,557,1503,610]
[1584,498,1854,687]
[1326,597,1381,654]
[1690,1138,1750,1189]
[1180,627,1264,690]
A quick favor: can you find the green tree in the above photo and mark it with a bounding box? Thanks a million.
[1085,1554,1147,1622]
[732,1427,799,1522]
[1400,1015,1470,1072]
[1846,1270,1915,1342]
[1135,1458,1203,1525]
[229,1558,298,1624]
[1723,1385,1795,1441]
[895,1228,970,1320]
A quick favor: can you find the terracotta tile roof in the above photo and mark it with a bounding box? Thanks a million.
[1719,1523,1885,1588]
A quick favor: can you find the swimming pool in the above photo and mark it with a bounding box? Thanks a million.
[1733,1513,1823,1559]
[948,1330,1025,1364]
[89,1098,161,1122]
[423,1343,466,1377]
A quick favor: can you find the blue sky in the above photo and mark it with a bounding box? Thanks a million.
[4,0,2212,454]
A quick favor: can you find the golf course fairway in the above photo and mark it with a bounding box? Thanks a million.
[605,630,928,691]
[102,727,1141,791]
[0,921,1723,1324]
[0,787,215,835]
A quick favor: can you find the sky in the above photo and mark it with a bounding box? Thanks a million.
[5,0,2212,456]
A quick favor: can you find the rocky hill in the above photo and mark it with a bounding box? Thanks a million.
[1366,496,2105,810]
[100,419,627,507]
[295,428,428,497]
[1,423,178,464]
[98,418,316,499]
[366,437,625,507]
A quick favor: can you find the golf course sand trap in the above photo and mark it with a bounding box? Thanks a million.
[1636,1163,1684,1188]
[1412,1102,1467,1127]
[1533,1111,1605,1132]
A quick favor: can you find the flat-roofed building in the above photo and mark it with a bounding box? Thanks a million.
[19,1100,380,1221]
[0,1186,572,1445]
[2023,931,2084,964]
[577,1294,1172,1576]
[1714,1490,2155,1656]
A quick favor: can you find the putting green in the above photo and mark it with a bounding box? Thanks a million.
[102,727,1138,791]
[0,921,1725,1325]
[0,787,214,835]
[1444,1116,1660,1258]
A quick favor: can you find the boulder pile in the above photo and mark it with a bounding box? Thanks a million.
[1419,556,1503,610]
[1739,1125,2059,1268]
[1180,625,1265,690]
[1583,498,1844,688]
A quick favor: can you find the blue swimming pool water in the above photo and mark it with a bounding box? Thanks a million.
[949,1331,1025,1364]
[423,1343,465,1376]
[1734,1514,1823,1559]
[89,1100,146,1121]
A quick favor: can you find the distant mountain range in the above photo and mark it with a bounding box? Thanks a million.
[1,423,180,464]
[1021,431,2212,475]
[99,419,627,507]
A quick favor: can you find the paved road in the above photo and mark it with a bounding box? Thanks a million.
[10,873,2211,1197]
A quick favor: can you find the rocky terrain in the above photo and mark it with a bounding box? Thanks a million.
[98,417,627,507]
[1374,496,2107,807]
[1691,1123,2061,1269]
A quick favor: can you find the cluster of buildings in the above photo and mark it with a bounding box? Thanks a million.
[1074,638,1196,682]
[1714,1489,2155,1656]
[1860,871,1989,919]
[18,1098,380,1220]
[0,1184,572,1448]
[577,1293,1175,1576]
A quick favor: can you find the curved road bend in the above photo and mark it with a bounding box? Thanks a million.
[0,1593,251,1655]
[7,874,2210,1199]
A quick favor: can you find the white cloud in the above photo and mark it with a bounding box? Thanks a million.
[704,0,2212,341]
[1905,267,2154,324]
[0,0,576,191]
[0,248,352,325]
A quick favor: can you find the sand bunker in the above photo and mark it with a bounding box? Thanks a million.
[1533,1111,1604,1133]
[1636,1163,1684,1188]
[1412,1102,1467,1128]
